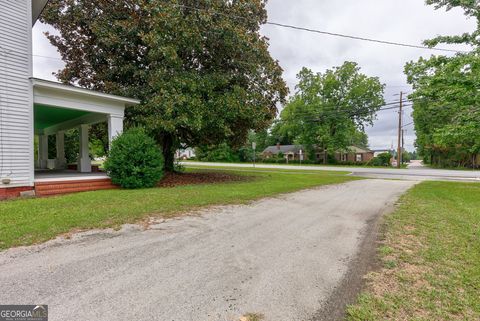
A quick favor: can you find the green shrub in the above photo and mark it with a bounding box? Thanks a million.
[104,128,164,189]
[370,152,392,167]
[260,156,287,164]
[337,161,367,166]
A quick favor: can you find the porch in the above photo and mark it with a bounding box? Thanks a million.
[31,79,139,196]
[34,170,116,196]
[34,169,108,182]
[33,78,139,174]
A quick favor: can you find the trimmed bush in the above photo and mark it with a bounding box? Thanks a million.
[370,152,392,167]
[104,128,164,189]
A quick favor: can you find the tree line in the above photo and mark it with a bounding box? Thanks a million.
[405,0,480,168]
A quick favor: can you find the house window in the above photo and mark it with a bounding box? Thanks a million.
[341,154,348,162]
[356,154,363,162]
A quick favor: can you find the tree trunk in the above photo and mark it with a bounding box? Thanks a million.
[161,133,175,172]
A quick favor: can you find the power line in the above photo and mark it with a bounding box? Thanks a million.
[32,54,63,61]
[284,107,413,121]
[274,104,414,124]
[288,92,475,121]
[171,3,469,54]
[265,22,468,54]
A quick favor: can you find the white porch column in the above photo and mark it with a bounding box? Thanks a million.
[78,124,91,173]
[38,134,48,169]
[56,131,67,169]
[108,115,124,148]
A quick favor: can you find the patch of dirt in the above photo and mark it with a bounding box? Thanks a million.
[59,228,85,240]
[240,313,264,321]
[157,172,252,188]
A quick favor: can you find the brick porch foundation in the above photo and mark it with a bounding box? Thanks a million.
[0,186,35,200]
[34,178,118,197]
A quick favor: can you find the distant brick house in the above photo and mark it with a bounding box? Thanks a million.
[335,146,374,163]
[262,144,374,163]
[262,145,306,161]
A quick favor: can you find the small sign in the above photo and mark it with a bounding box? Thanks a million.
[252,142,257,150]
[0,305,48,321]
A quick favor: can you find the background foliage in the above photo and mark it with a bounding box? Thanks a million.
[273,62,384,162]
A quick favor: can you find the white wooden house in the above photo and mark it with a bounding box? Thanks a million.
[0,0,140,198]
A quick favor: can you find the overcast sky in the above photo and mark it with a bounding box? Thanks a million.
[32,0,475,151]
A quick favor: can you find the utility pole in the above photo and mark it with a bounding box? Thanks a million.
[252,142,256,168]
[397,91,403,168]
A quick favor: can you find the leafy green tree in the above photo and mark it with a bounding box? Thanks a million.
[266,120,296,146]
[350,130,369,149]
[195,130,271,162]
[405,0,480,168]
[64,129,79,164]
[433,111,480,167]
[405,54,480,167]
[237,130,268,162]
[89,123,109,158]
[195,143,240,163]
[277,62,384,162]
[41,0,288,171]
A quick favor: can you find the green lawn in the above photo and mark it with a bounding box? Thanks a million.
[0,168,355,250]
[347,181,480,321]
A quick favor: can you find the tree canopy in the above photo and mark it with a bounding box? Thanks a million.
[41,0,288,170]
[274,62,384,161]
[405,0,480,167]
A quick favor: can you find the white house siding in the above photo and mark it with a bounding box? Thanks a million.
[0,0,34,187]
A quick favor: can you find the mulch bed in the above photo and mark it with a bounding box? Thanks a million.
[157,171,252,188]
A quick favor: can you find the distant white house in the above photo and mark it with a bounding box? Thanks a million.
[175,148,196,160]
[372,149,394,157]
[0,0,139,197]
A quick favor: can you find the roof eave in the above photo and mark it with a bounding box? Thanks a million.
[32,0,50,26]
[31,78,141,106]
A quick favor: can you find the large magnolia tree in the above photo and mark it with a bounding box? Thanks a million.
[41,0,288,170]
[276,62,385,162]
[405,0,480,167]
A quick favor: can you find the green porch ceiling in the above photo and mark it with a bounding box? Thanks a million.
[34,104,90,130]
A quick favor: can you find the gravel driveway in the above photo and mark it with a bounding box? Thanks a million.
[0,179,415,321]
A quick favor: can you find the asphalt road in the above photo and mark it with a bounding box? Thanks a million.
[182,161,480,182]
[0,179,415,321]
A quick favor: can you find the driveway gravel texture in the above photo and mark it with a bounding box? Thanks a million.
[0,179,415,321]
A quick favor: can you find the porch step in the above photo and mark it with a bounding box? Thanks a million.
[35,178,118,196]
